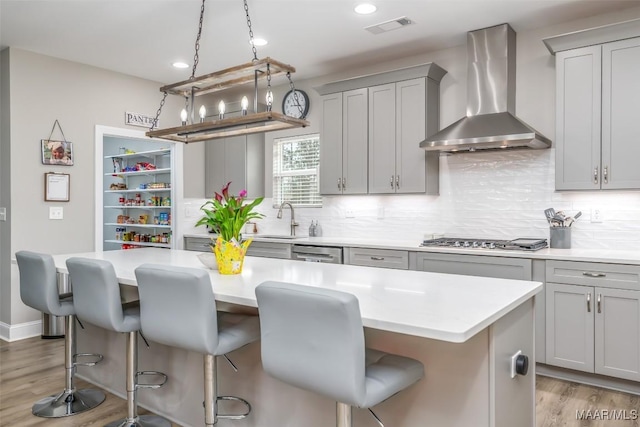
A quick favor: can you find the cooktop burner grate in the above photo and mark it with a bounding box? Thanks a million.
[420,237,548,251]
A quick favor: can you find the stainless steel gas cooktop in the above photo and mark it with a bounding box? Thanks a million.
[420,237,548,251]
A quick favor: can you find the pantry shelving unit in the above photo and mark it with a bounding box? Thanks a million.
[97,126,181,251]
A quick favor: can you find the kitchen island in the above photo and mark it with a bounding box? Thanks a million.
[52,248,541,427]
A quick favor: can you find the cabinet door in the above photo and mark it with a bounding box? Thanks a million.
[545,283,594,373]
[342,88,368,194]
[319,93,344,195]
[368,83,396,194]
[555,46,601,190]
[396,78,426,194]
[225,135,248,197]
[602,37,640,189]
[205,139,227,198]
[595,287,640,381]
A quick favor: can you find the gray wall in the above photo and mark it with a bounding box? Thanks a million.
[1,48,185,325]
[1,49,11,325]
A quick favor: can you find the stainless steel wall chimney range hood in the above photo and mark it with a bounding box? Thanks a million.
[420,24,551,153]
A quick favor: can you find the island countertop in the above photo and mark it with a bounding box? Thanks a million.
[51,248,541,343]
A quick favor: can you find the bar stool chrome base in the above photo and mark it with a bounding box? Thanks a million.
[105,414,172,427]
[32,388,106,418]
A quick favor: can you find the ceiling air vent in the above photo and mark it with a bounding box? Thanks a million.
[365,17,413,35]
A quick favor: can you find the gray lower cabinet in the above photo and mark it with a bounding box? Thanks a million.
[184,236,213,252]
[183,237,291,260]
[410,252,532,280]
[545,260,640,381]
[204,134,264,199]
[554,36,640,190]
[346,247,409,270]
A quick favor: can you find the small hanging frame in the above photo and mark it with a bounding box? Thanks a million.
[41,120,74,166]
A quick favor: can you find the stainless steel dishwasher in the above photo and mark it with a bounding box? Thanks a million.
[291,245,343,264]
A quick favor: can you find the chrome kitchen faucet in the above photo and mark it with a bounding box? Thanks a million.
[277,201,299,236]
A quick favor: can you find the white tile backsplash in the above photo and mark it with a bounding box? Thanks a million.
[182,149,640,249]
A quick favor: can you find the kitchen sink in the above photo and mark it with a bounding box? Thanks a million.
[255,234,302,240]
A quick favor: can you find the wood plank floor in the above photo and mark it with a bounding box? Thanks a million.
[2,337,639,426]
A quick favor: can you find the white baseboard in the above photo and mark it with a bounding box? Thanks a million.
[0,320,42,342]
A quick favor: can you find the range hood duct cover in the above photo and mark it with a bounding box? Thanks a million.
[420,24,551,152]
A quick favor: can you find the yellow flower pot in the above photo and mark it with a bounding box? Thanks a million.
[213,236,252,275]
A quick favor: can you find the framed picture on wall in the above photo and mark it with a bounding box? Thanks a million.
[44,172,70,202]
[41,139,74,166]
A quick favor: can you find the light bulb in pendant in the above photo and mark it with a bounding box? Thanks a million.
[180,108,188,125]
[265,91,273,111]
[199,105,206,123]
[218,100,225,119]
[241,96,249,116]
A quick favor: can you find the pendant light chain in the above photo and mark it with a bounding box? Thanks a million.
[243,0,258,62]
[191,0,206,79]
[150,91,168,131]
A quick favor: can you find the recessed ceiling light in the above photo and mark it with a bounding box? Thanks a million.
[355,3,377,14]
[251,38,268,47]
[172,62,189,69]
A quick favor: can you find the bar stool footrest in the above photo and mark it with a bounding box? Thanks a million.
[216,395,252,420]
[73,352,104,367]
[136,371,168,389]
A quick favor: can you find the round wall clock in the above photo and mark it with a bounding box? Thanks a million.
[282,89,310,119]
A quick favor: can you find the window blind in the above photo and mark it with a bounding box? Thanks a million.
[272,134,322,207]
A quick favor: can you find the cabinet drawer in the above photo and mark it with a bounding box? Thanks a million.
[347,248,409,270]
[411,253,532,280]
[546,260,640,290]
[184,237,213,252]
[246,242,291,259]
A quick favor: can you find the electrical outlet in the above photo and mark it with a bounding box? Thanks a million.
[345,209,355,218]
[591,208,603,223]
[49,207,64,220]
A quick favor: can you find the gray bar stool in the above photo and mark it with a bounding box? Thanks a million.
[16,251,106,417]
[255,281,425,427]
[134,264,260,427]
[66,257,170,427]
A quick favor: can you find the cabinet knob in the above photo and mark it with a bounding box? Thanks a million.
[515,354,529,376]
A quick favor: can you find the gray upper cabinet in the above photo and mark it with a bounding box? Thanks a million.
[316,63,445,195]
[319,89,368,195]
[204,134,264,199]
[368,78,438,194]
[602,38,640,189]
[554,37,640,190]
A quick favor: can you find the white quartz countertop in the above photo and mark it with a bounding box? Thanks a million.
[51,248,541,344]
[183,233,640,265]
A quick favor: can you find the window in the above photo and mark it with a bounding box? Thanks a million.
[272,133,322,207]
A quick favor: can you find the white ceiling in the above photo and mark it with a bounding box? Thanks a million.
[1,0,638,84]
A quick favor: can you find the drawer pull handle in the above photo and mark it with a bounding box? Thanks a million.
[587,292,591,312]
[597,293,602,313]
[583,272,606,278]
[603,166,608,184]
[370,256,385,261]
[390,175,394,189]
[337,178,341,191]
[594,166,599,184]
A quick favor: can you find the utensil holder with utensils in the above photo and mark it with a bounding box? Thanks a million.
[550,227,571,249]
